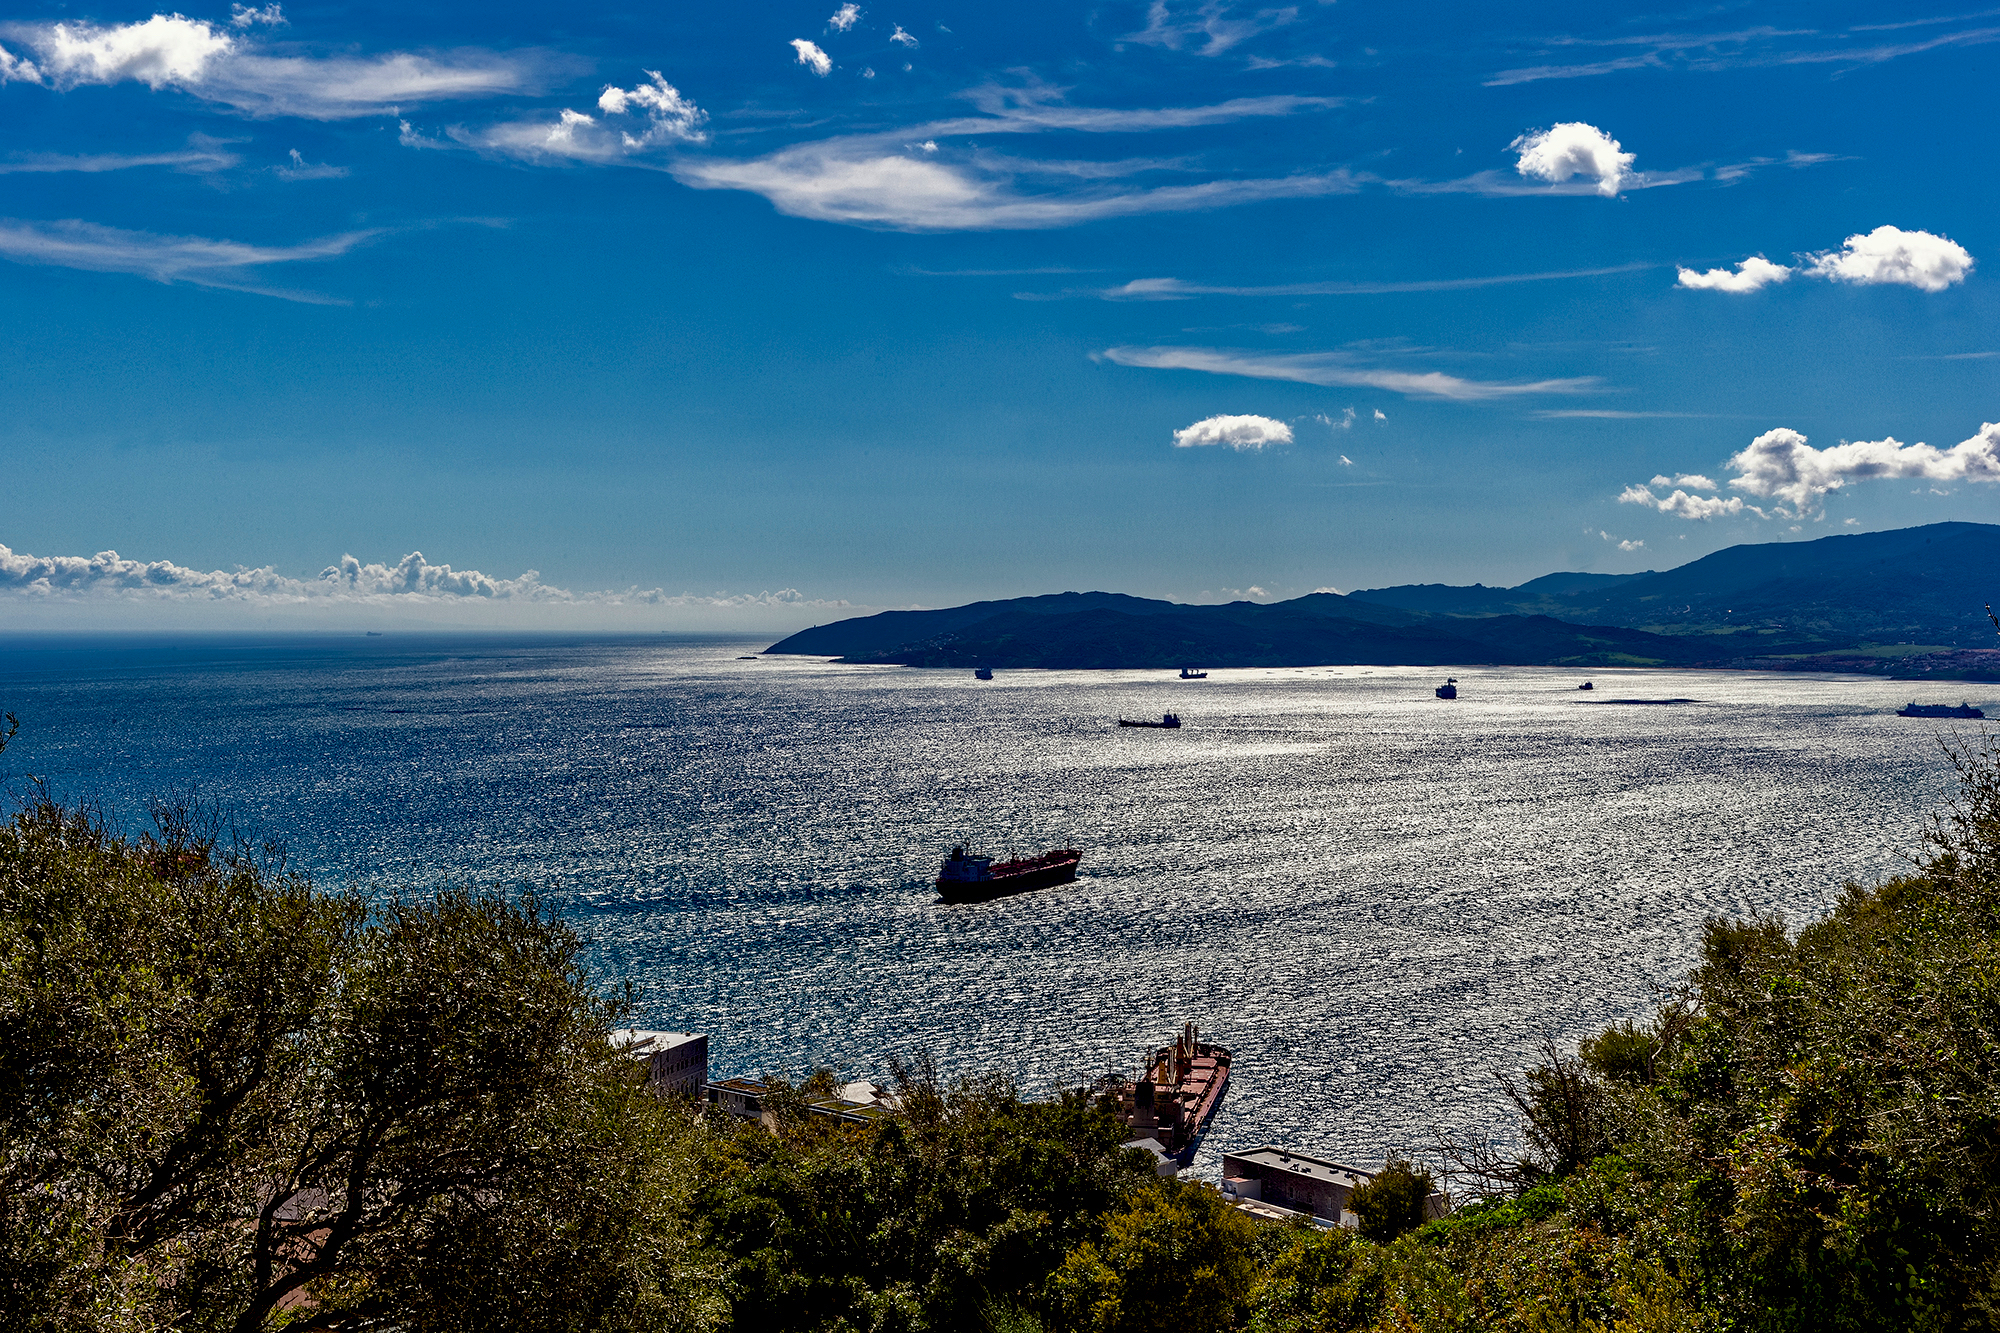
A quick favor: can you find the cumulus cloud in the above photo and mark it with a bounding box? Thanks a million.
[1618,539,1645,551]
[0,12,541,118]
[1618,485,1758,520]
[1621,422,2000,519]
[792,38,833,75]
[828,4,861,33]
[459,71,706,162]
[0,216,374,300]
[1676,255,1791,293]
[889,24,919,48]
[1173,414,1294,450]
[1727,424,2000,512]
[1806,225,1973,292]
[1316,407,1357,431]
[229,4,285,27]
[1102,345,1598,402]
[1678,227,1973,295]
[1510,122,1634,196]
[1373,409,1386,420]
[0,544,855,627]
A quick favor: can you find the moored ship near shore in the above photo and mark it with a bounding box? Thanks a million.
[1111,1023,1231,1165]
[935,844,1082,902]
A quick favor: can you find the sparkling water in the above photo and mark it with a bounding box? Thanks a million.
[2,633,1984,1176]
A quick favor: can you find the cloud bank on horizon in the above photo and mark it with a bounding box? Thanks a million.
[0,543,854,628]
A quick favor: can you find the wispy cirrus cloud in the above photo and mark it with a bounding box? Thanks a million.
[1487,16,2000,86]
[670,88,1352,230]
[0,138,240,174]
[0,11,550,118]
[1101,345,1599,402]
[1087,263,1652,301]
[1124,0,1300,56]
[0,217,376,300]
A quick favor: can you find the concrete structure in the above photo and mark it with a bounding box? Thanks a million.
[611,1030,708,1097]
[705,1076,781,1120]
[1122,1136,1180,1178]
[807,1081,899,1125]
[1220,1147,1448,1228]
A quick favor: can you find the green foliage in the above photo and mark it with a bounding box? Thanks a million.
[0,790,719,1333]
[1050,1177,1259,1332]
[1348,1159,1434,1244]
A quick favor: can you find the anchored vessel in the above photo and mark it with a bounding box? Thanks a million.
[1113,1023,1232,1166]
[1179,667,1208,679]
[935,844,1082,902]
[974,667,994,680]
[1898,701,1985,718]
[1435,677,1458,699]
[1119,713,1182,728]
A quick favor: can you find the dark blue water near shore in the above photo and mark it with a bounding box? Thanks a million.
[1,632,1987,1177]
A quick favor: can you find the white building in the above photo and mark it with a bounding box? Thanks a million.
[611,1030,709,1097]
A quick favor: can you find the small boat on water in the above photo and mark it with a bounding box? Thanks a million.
[935,844,1082,902]
[1435,678,1458,700]
[1898,701,1985,718]
[974,667,994,680]
[1179,667,1208,679]
[1112,1023,1232,1166]
[1119,713,1182,728]
[1578,681,1594,691]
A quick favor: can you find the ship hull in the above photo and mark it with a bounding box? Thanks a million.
[936,854,1081,902]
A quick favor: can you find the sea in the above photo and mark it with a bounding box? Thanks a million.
[1,632,1987,1178]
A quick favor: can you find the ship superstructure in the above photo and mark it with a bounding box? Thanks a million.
[1112,1022,1231,1165]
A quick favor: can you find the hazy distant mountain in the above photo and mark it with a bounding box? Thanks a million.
[1352,522,2000,644]
[766,521,2000,671]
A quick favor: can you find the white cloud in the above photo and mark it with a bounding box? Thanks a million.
[1649,472,1717,490]
[1102,345,1599,402]
[1726,424,2000,512]
[0,138,239,174]
[467,72,707,162]
[890,24,919,48]
[671,90,1345,230]
[0,216,374,300]
[1676,255,1792,293]
[1618,485,1757,520]
[1316,407,1357,431]
[1618,539,1645,551]
[862,66,875,78]
[1173,414,1294,450]
[1372,409,1386,420]
[792,38,833,76]
[1510,122,1634,196]
[1805,225,1973,292]
[0,13,541,118]
[1125,0,1299,56]
[828,4,862,33]
[273,146,344,180]
[229,4,285,28]
[0,545,858,629]
[1097,263,1651,300]
[1338,454,1353,465]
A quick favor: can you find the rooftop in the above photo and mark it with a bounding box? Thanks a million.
[1224,1146,1377,1189]
[609,1029,705,1055]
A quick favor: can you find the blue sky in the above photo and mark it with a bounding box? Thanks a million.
[2,0,1997,628]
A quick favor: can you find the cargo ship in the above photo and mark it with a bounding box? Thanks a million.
[1435,677,1458,699]
[1112,1023,1231,1166]
[935,844,1082,902]
[1898,701,1985,718]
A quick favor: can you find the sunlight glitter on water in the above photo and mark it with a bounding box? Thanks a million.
[2,635,1987,1176]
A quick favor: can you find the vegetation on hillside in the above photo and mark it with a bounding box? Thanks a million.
[7,714,2000,1330]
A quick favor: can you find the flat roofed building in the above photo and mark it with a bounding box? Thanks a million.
[1221,1147,1447,1227]
[611,1030,708,1097]
[705,1076,783,1121]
